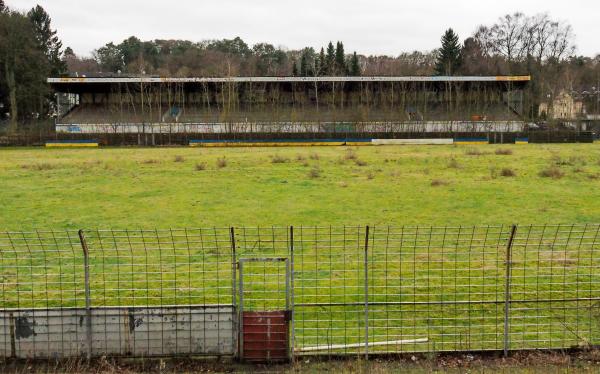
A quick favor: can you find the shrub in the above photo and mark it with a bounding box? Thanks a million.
[174,155,185,163]
[195,162,207,171]
[539,166,564,179]
[216,157,227,168]
[500,168,516,177]
[495,148,513,155]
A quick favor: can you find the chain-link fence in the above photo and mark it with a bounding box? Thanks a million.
[1,225,599,360]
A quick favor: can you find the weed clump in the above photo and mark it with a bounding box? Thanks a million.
[448,159,462,169]
[500,168,516,177]
[495,149,513,155]
[431,179,449,187]
[216,157,227,169]
[271,154,290,164]
[540,166,564,179]
[21,163,56,171]
[308,166,321,179]
[343,148,358,161]
[465,148,485,156]
[309,153,320,160]
[174,155,185,163]
[195,162,207,171]
[354,159,367,167]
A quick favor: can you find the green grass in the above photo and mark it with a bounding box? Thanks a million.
[2,144,600,354]
[1,144,600,230]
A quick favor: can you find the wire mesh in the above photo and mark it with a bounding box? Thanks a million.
[1,225,599,359]
[0,230,85,358]
[80,228,236,357]
[508,224,600,350]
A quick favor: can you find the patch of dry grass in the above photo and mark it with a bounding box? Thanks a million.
[216,157,227,169]
[431,179,449,187]
[271,154,290,164]
[539,166,565,179]
[500,168,516,177]
[466,148,485,156]
[21,163,57,171]
[343,148,358,161]
[495,148,513,155]
[308,166,321,179]
[448,159,462,169]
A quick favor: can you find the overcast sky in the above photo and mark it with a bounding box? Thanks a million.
[6,0,599,57]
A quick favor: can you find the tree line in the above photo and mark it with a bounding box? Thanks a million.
[1,2,600,131]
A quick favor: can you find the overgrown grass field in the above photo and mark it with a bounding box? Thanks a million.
[1,144,600,230]
[1,144,600,353]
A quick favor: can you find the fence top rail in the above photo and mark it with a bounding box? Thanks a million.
[2,224,596,233]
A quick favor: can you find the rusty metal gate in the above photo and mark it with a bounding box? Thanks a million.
[238,258,290,362]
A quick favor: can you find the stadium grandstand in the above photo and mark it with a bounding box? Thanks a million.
[49,76,531,135]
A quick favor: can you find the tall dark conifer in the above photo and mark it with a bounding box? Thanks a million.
[291,57,298,76]
[434,28,462,75]
[325,42,335,75]
[317,47,326,76]
[27,5,66,75]
[335,41,346,75]
[349,52,361,76]
[300,53,308,76]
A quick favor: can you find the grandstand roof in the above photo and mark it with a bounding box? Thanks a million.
[48,76,531,84]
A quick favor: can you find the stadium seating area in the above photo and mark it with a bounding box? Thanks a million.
[61,103,521,124]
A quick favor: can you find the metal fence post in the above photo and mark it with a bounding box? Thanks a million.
[230,227,237,359]
[364,225,370,360]
[289,226,295,362]
[78,229,92,361]
[503,224,517,357]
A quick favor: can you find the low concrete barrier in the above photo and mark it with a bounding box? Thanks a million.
[0,305,235,359]
[372,138,454,145]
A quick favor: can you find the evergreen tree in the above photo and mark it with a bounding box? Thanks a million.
[317,47,326,76]
[325,42,335,75]
[335,41,346,75]
[27,5,66,75]
[0,9,49,131]
[291,57,298,76]
[0,1,6,13]
[300,52,308,76]
[434,28,462,75]
[349,52,361,76]
[63,46,75,58]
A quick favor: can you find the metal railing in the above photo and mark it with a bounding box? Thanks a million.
[1,224,599,359]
